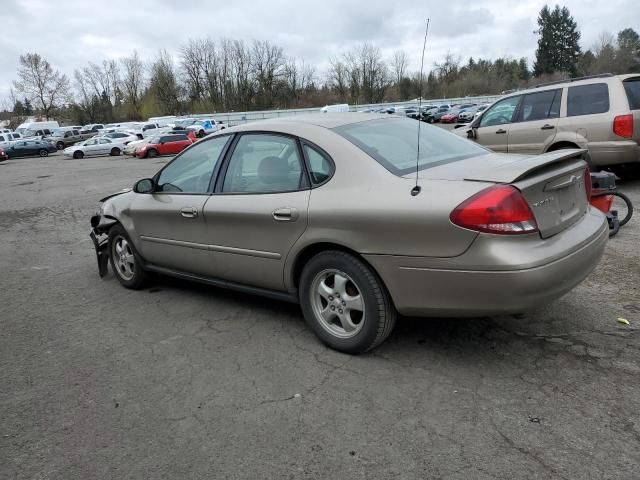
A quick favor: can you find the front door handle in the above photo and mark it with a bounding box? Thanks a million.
[273,207,298,222]
[541,124,555,130]
[495,129,507,134]
[180,207,198,219]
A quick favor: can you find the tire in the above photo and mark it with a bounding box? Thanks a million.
[39,149,48,157]
[146,149,158,158]
[299,250,396,354]
[108,224,147,289]
[73,150,84,159]
[427,117,434,123]
[611,192,633,227]
[198,130,205,138]
[110,147,121,156]
[56,141,64,150]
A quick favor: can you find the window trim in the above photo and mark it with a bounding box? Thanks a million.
[299,139,336,188]
[566,82,610,117]
[478,95,522,128]
[151,133,235,196]
[213,131,311,196]
[513,88,562,124]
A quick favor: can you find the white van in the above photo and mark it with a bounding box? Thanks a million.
[320,104,349,113]
[15,121,60,137]
[148,116,177,127]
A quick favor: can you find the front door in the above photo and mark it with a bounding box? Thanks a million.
[202,133,310,291]
[507,89,561,154]
[473,95,521,152]
[129,135,232,276]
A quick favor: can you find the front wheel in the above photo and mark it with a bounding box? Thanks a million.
[108,224,147,289]
[39,149,49,157]
[73,150,84,159]
[110,147,121,156]
[146,149,158,158]
[56,142,64,150]
[611,192,633,226]
[299,250,396,354]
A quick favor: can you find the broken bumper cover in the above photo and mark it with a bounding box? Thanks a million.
[90,214,117,277]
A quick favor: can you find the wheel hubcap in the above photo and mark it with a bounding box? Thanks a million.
[310,269,365,338]
[113,236,135,280]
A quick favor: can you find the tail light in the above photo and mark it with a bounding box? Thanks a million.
[613,114,633,138]
[583,166,592,201]
[450,185,538,235]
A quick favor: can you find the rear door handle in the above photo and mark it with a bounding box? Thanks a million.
[495,129,507,134]
[541,124,555,130]
[180,207,198,218]
[273,207,298,222]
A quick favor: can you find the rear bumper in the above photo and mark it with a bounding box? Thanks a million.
[589,141,640,166]
[364,209,608,317]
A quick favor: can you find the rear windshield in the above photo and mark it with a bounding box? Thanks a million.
[624,78,640,110]
[333,118,489,176]
[567,83,610,116]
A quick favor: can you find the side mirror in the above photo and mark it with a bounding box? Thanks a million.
[133,178,155,194]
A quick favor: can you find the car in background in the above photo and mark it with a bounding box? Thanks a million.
[430,105,454,123]
[15,121,59,136]
[457,105,482,123]
[63,137,126,159]
[5,140,57,158]
[0,128,12,135]
[101,132,139,145]
[456,73,640,170]
[186,119,228,137]
[135,133,193,158]
[320,104,349,113]
[90,113,607,353]
[43,128,84,150]
[0,132,21,150]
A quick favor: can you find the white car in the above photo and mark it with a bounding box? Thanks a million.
[123,137,151,156]
[63,137,126,159]
[100,132,138,144]
[185,119,227,137]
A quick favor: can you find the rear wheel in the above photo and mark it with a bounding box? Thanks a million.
[73,150,84,159]
[611,192,633,227]
[108,224,147,289]
[146,149,158,158]
[39,149,48,157]
[198,130,205,138]
[56,141,64,150]
[110,147,121,156]
[299,250,396,354]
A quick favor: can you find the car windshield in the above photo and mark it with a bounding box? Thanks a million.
[334,118,489,176]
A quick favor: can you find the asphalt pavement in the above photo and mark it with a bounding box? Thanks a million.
[1,148,639,479]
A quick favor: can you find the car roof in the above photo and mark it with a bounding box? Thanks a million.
[233,113,389,131]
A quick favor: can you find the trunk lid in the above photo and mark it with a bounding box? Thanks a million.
[414,149,590,238]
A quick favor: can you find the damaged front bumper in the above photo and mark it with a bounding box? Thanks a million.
[89,214,117,277]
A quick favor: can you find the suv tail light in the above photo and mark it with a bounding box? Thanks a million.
[583,166,592,201]
[613,114,633,139]
[450,185,538,235]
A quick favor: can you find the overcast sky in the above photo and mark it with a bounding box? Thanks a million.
[1,0,638,105]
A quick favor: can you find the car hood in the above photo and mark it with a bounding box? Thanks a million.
[406,149,586,183]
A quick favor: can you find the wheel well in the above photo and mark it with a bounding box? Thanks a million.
[291,242,384,291]
[546,141,580,152]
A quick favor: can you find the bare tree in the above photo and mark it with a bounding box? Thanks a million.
[328,58,349,102]
[74,69,100,122]
[13,53,69,119]
[391,50,409,85]
[120,50,145,119]
[252,40,285,109]
[149,49,182,114]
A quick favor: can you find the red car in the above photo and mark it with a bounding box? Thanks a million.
[136,133,194,158]
[0,149,7,162]
[439,112,460,123]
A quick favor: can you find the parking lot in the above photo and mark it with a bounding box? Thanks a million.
[1,148,639,479]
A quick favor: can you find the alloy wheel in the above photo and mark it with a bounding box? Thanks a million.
[112,236,135,281]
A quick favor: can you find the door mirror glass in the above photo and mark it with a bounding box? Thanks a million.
[134,178,155,194]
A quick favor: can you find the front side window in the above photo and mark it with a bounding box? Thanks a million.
[517,89,561,122]
[334,117,489,176]
[303,144,334,185]
[479,95,521,127]
[222,134,304,193]
[156,135,230,194]
[567,83,609,116]
[85,139,97,146]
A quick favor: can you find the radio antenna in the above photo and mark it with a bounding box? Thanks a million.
[411,18,430,197]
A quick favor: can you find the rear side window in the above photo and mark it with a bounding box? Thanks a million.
[303,144,334,185]
[517,89,561,122]
[624,78,640,110]
[567,83,609,116]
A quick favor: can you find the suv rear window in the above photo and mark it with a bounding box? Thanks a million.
[623,78,640,110]
[567,83,609,116]
[334,118,489,176]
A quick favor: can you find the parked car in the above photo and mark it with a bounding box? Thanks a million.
[439,108,466,124]
[320,104,349,113]
[63,137,126,159]
[100,132,139,144]
[455,73,640,170]
[5,140,57,158]
[89,113,607,354]
[457,106,482,123]
[80,124,104,135]
[0,133,21,150]
[15,121,59,137]
[124,138,150,156]
[43,128,84,150]
[186,119,228,137]
[135,133,193,158]
[0,149,7,161]
[424,105,453,123]
[0,128,12,134]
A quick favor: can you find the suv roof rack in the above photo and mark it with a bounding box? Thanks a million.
[534,73,613,89]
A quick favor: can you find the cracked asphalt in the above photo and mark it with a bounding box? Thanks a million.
[1,151,639,479]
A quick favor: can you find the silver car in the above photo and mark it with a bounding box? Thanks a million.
[64,137,126,159]
[90,114,608,353]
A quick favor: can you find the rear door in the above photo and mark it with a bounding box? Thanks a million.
[202,133,310,291]
[473,95,521,152]
[507,89,561,154]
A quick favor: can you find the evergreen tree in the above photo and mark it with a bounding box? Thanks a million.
[518,58,531,82]
[23,98,34,116]
[533,5,581,77]
[13,100,25,116]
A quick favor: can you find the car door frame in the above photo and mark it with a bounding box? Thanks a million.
[471,95,523,152]
[507,88,562,154]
